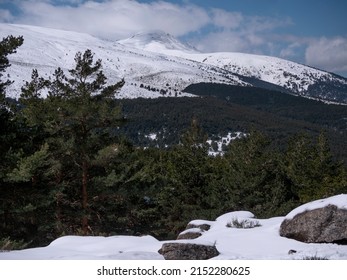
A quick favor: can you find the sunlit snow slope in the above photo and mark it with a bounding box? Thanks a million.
[1,23,347,103]
[120,31,347,103]
[0,24,245,99]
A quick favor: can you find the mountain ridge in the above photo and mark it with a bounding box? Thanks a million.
[1,23,347,103]
[118,30,198,53]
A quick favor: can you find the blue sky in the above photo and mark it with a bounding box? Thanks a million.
[1,0,346,77]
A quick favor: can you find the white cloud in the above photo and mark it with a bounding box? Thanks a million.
[3,1,292,44]
[210,8,243,30]
[9,0,210,39]
[192,14,291,54]
[192,30,268,54]
[280,42,302,58]
[245,16,292,33]
[0,9,14,22]
[192,31,247,53]
[305,37,347,73]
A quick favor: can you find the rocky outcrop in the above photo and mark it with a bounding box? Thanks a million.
[176,221,212,240]
[158,242,220,260]
[280,204,347,244]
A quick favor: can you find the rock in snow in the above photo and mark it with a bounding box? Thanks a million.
[158,242,220,260]
[280,195,347,244]
[176,221,213,240]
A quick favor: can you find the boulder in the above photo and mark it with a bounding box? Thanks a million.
[176,220,212,240]
[280,204,347,244]
[177,229,202,240]
[158,242,220,260]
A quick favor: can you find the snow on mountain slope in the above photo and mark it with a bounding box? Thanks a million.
[186,52,347,100]
[0,24,245,99]
[2,23,347,103]
[120,31,347,103]
[118,30,197,54]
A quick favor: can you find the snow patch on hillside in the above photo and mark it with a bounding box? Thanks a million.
[117,83,196,99]
[207,132,246,156]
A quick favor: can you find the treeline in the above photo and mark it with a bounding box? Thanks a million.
[0,36,346,248]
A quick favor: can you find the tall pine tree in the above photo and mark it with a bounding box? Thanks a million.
[0,35,24,100]
[19,49,124,234]
[285,132,347,203]
[0,35,24,179]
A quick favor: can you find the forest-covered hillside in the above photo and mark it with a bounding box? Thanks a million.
[1,36,346,250]
[119,83,347,162]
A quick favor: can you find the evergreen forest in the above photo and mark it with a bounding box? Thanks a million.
[1,36,347,249]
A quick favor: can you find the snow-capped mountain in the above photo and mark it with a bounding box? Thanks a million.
[120,31,347,103]
[118,30,197,54]
[1,23,347,103]
[0,24,247,99]
[122,32,347,103]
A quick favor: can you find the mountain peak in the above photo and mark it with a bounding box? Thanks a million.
[118,30,197,53]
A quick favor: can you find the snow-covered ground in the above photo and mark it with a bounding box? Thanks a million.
[1,194,346,260]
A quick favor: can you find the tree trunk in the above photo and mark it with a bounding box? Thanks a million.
[55,171,63,234]
[81,159,89,235]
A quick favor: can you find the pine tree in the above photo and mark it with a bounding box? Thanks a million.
[222,131,295,217]
[0,35,24,100]
[0,35,24,179]
[285,132,346,203]
[153,119,218,235]
[19,49,124,234]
